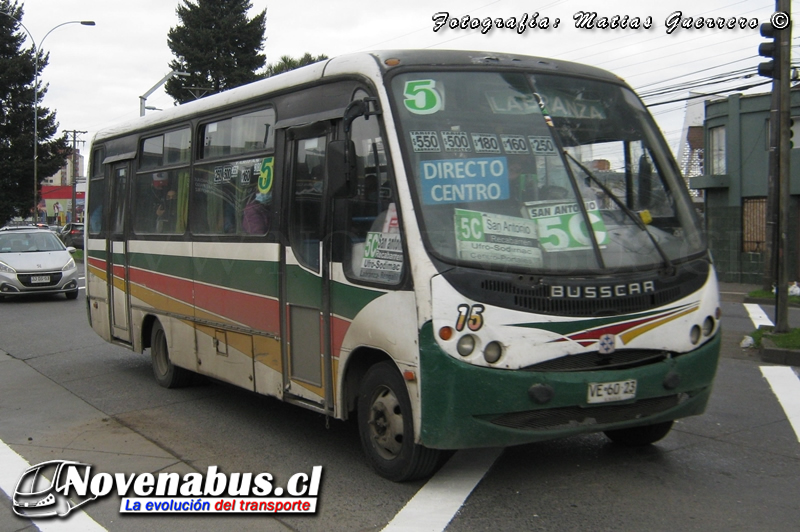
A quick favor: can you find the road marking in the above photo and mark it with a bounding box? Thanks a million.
[0,437,107,532]
[760,366,800,442]
[382,448,502,532]
[744,303,774,328]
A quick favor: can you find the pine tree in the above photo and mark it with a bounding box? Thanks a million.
[0,0,67,224]
[165,0,267,104]
[265,53,328,77]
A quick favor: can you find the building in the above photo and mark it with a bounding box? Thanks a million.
[690,90,800,285]
[41,148,84,187]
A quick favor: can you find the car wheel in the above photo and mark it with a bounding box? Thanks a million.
[604,420,674,446]
[357,362,441,481]
[150,321,193,388]
[65,290,79,300]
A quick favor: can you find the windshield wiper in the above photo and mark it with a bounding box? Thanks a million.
[563,151,676,276]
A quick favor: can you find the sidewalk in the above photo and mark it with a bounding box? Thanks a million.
[718,282,761,304]
[718,282,800,367]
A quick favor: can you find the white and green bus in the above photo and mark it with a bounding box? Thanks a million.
[85,50,721,481]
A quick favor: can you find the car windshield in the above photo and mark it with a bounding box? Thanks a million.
[0,232,65,253]
[390,70,705,274]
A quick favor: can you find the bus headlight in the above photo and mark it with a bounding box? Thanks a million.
[690,325,702,345]
[457,335,476,356]
[702,316,715,336]
[483,341,503,363]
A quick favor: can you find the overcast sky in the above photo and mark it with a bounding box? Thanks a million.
[8,0,787,168]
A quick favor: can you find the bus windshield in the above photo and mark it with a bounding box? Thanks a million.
[391,71,705,274]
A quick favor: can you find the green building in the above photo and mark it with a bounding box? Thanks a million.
[690,90,800,285]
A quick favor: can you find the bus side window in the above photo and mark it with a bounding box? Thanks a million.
[87,147,106,235]
[289,137,326,271]
[340,91,404,285]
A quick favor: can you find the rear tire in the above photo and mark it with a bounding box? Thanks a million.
[151,321,193,388]
[604,420,674,446]
[357,362,441,482]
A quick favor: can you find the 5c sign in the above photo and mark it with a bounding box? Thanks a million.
[403,80,443,115]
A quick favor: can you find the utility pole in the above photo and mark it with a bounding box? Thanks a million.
[757,2,792,333]
[775,0,792,333]
[65,130,87,224]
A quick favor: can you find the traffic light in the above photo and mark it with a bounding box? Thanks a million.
[758,22,780,79]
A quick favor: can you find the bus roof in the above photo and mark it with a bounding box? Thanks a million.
[92,49,626,145]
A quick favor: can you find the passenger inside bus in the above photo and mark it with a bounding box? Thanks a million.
[242,191,271,234]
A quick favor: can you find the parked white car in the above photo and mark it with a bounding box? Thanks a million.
[0,228,79,300]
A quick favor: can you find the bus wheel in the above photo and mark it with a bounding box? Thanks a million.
[151,321,192,388]
[357,362,440,482]
[604,420,674,446]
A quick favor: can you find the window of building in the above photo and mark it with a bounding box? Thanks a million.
[742,197,766,253]
[709,126,726,175]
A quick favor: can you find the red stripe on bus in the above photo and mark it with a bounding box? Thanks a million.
[87,256,106,270]
[194,283,280,333]
[128,267,194,306]
[330,316,351,359]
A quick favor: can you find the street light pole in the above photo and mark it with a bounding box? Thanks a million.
[0,11,94,221]
[140,71,189,116]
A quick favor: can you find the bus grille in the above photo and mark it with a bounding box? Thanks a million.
[523,350,673,372]
[481,280,681,317]
[485,394,681,431]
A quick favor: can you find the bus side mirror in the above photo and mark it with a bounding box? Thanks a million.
[327,140,358,198]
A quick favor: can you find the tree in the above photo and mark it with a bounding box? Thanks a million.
[265,53,328,77]
[165,0,267,104]
[0,0,67,224]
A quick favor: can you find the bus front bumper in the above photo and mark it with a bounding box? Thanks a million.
[418,323,721,449]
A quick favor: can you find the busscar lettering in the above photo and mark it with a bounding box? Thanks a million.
[550,281,655,299]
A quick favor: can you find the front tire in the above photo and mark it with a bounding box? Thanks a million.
[604,420,674,446]
[65,290,78,300]
[151,321,193,388]
[357,362,440,482]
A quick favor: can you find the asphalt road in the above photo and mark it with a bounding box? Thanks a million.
[1,268,799,532]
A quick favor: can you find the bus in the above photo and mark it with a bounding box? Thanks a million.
[85,50,721,482]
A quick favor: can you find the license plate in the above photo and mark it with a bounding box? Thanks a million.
[30,275,50,284]
[587,379,637,404]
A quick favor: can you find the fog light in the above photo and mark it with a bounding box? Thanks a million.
[439,326,454,341]
[690,325,701,345]
[483,341,502,363]
[457,335,476,356]
[702,316,714,336]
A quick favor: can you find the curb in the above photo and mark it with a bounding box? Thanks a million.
[760,337,800,366]
[744,297,800,308]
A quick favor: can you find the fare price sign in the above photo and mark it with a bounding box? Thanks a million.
[525,200,609,252]
[454,209,542,267]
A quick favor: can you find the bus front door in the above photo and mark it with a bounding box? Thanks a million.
[282,125,334,413]
[108,163,131,343]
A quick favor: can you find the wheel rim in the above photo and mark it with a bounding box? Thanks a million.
[153,329,170,377]
[367,385,405,460]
